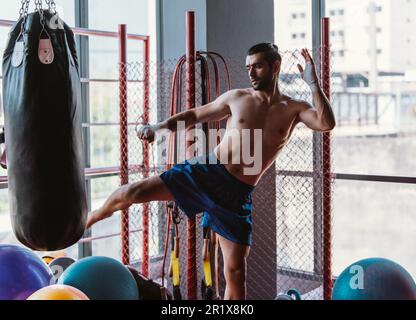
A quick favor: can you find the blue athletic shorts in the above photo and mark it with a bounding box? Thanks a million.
[159,153,255,245]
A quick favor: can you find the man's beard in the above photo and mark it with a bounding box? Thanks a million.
[251,73,274,91]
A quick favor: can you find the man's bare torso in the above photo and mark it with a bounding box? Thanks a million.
[214,88,303,186]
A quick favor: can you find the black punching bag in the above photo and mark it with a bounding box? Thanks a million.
[2,6,87,250]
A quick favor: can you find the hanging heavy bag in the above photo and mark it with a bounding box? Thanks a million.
[2,0,87,250]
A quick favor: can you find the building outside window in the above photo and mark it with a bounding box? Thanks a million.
[275,0,416,279]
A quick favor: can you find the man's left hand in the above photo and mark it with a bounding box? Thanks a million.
[297,48,319,92]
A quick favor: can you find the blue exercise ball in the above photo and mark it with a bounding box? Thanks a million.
[0,244,53,300]
[57,256,139,300]
[333,257,416,300]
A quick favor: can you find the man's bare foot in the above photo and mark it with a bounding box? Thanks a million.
[85,209,113,229]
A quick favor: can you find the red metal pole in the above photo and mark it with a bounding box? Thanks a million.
[119,24,130,265]
[142,38,150,277]
[186,11,197,300]
[321,17,333,300]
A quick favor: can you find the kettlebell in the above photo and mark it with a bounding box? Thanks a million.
[275,288,302,300]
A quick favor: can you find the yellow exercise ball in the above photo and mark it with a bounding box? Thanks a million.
[27,285,89,300]
[41,251,67,265]
[42,256,54,265]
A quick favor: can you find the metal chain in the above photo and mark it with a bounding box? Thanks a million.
[45,0,57,14]
[18,0,30,38]
[34,0,47,31]
[19,0,57,19]
[34,0,42,11]
[19,0,29,17]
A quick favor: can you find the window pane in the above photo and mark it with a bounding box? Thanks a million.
[88,0,149,35]
[87,0,148,76]
[63,243,79,260]
[0,1,74,23]
[92,235,121,261]
[90,82,119,123]
[90,176,121,259]
[0,189,18,245]
[90,124,140,168]
[333,134,416,176]
[88,37,143,79]
[90,126,120,168]
[274,0,313,50]
[326,0,416,175]
[333,180,416,278]
[89,37,119,80]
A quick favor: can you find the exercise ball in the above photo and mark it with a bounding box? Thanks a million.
[42,250,67,265]
[58,256,139,300]
[42,256,54,265]
[0,244,53,300]
[27,285,89,300]
[333,257,416,300]
[49,256,76,282]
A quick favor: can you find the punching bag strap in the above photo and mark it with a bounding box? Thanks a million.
[14,1,56,66]
[12,0,30,68]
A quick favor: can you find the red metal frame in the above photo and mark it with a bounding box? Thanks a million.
[321,17,333,300]
[185,11,198,300]
[118,24,130,265]
[141,37,151,277]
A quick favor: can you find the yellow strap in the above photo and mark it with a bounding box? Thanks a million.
[203,258,212,287]
[172,251,180,286]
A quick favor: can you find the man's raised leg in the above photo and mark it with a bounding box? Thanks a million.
[86,175,174,228]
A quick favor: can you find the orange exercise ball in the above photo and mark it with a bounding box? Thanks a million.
[27,285,89,300]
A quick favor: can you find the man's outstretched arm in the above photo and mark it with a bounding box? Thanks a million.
[137,90,233,142]
[297,48,336,132]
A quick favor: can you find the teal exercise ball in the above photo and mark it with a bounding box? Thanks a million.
[332,257,416,300]
[57,256,139,300]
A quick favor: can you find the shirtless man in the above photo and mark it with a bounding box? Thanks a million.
[86,43,335,300]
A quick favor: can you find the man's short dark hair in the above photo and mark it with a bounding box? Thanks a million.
[247,43,282,66]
